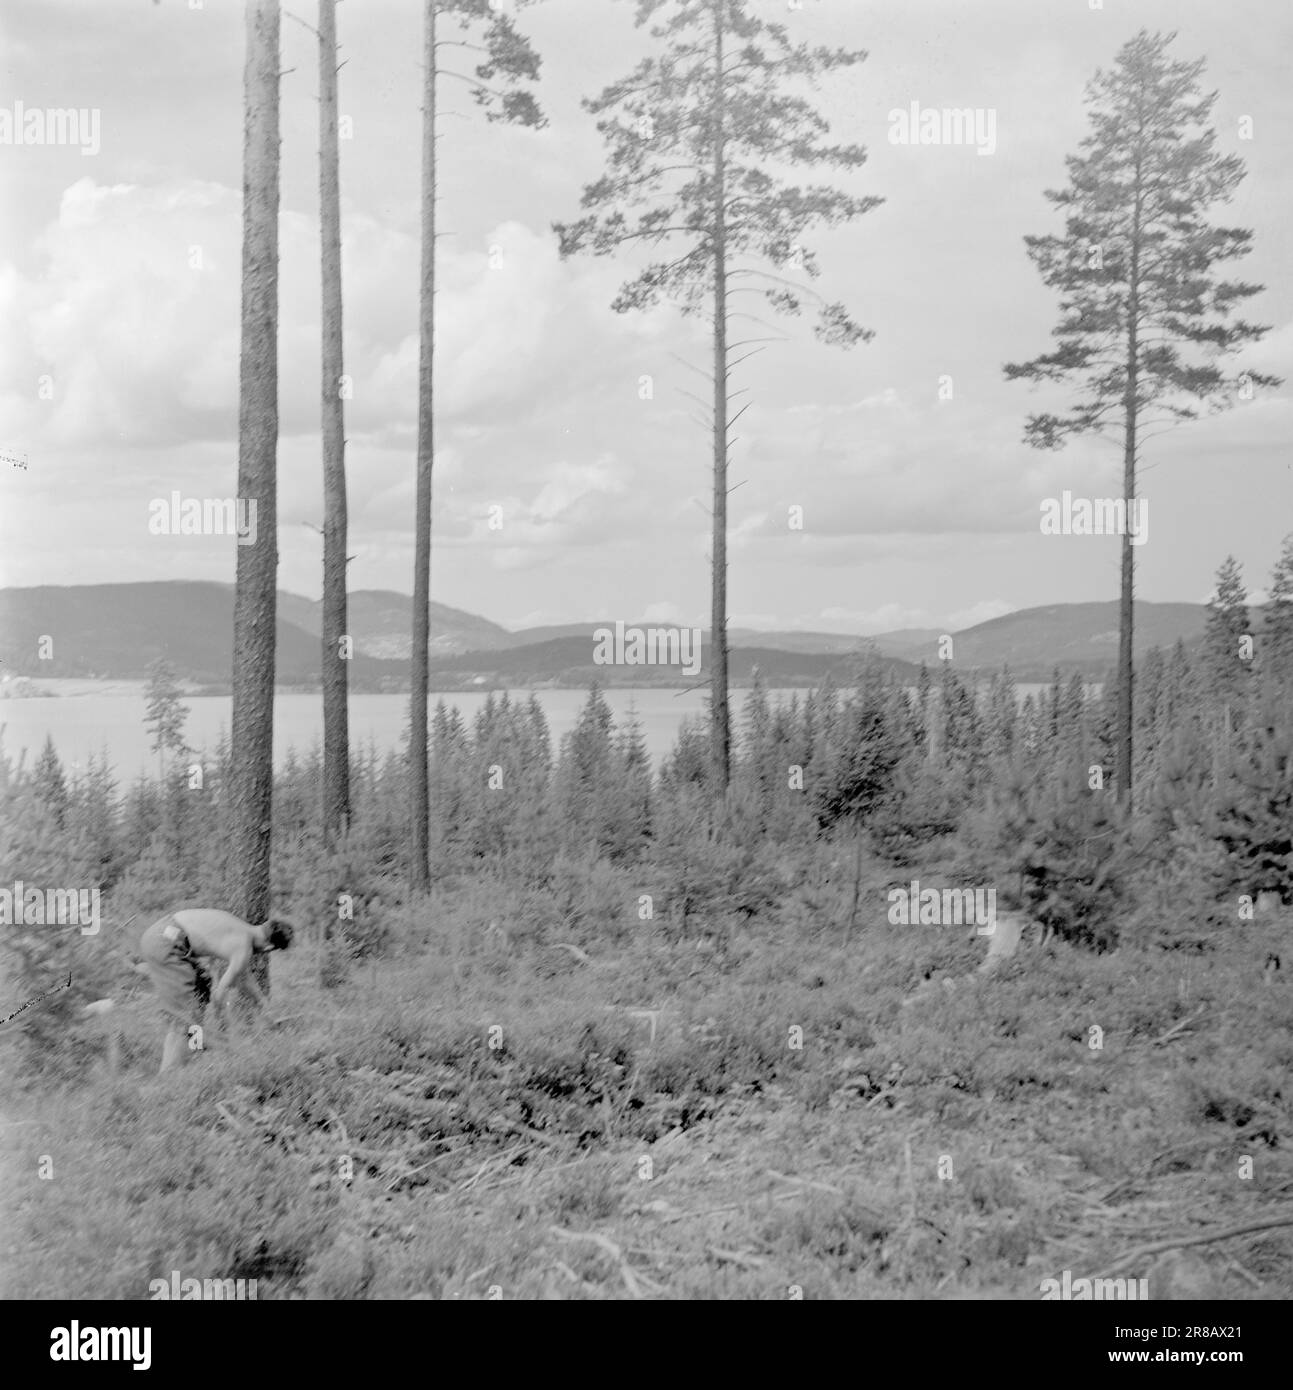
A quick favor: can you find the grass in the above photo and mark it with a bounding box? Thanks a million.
[3,855,1292,1300]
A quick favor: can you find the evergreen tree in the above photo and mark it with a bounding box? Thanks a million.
[914,662,933,752]
[66,751,119,888]
[228,0,281,994]
[660,715,711,792]
[1135,646,1166,772]
[1017,693,1042,760]
[429,700,470,869]
[609,707,653,859]
[815,663,903,831]
[557,0,881,789]
[33,736,69,831]
[556,685,618,851]
[1045,666,1063,755]
[1005,30,1279,809]
[738,669,775,822]
[318,0,351,850]
[1207,694,1293,904]
[1203,555,1250,714]
[939,663,983,776]
[525,695,553,774]
[985,666,1017,762]
[143,657,189,772]
[1263,533,1293,687]
[1165,639,1195,725]
[1062,671,1087,767]
[409,0,546,889]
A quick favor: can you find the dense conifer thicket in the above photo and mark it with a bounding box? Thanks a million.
[4,548,1289,1081]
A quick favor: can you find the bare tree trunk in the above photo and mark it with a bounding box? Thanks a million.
[229,0,281,991]
[709,9,730,793]
[410,0,437,889]
[1117,469,1134,808]
[1118,207,1141,812]
[319,0,350,848]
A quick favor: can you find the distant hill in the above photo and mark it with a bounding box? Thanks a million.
[728,629,877,656]
[0,583,1229,690]
[508,607,1215,679]
[276,588,515,659]
[865,627,945,659]
[510,621,602,645]
[0,583,405,689]
[886,601,1214,678]
[0,584,915,690]
[428,635,921,688]
[513,622,877,656]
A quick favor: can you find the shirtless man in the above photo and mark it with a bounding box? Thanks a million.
[139,908,294,1073]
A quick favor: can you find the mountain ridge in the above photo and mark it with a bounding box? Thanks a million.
[0,581,1225,688]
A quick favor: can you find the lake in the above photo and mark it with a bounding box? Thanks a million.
[0,686,719,777]
[0,681,1069,778]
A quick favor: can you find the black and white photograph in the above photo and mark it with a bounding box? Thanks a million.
[1,0,1290,1335]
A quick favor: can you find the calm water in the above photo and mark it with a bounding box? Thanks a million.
[0,681,1067,778]
[0,687,719,777]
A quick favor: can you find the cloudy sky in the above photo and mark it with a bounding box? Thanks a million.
[1,0,1289,635]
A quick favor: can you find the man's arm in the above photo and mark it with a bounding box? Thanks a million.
[237,965,275,1016]
[225,948,282,1025]
[211,942,254,1013]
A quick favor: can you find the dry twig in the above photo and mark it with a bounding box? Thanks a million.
[550,1226,645,1299]
[1094,1208,1293,1277]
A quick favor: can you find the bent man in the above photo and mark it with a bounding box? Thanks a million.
[139,908,293,1073]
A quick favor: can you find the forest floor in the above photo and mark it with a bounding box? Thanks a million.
[3,858,1292,1300]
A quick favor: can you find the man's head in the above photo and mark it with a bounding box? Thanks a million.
[265,917,295,951]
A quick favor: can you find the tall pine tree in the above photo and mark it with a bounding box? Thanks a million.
[409,0,545,889]
[1005,30,1279,810]
[319,0,350,848]
[228,0,281,984]
[556,0,880,792]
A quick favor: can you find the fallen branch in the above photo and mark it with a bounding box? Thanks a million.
[1223,1254,1262,1289]
[1094,1208,1293,1278]
[550,943,592,966]
[1151,1006,1207,1048]
[657,1187,835,1225]
[550,1226,645,1299]
[551,1259,593,1291]
[766,1168,842,1197]
[215,1101,250,1135]
[903,1135,918,1226]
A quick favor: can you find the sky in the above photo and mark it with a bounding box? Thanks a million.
[0,0,1290,636]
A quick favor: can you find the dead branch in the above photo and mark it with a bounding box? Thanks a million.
[1151,1006,1207,1047]
[1094,1208,1293,1277]
[550,942,592,965]
[766,1168,842,1196]
[550,1226,645,1299]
